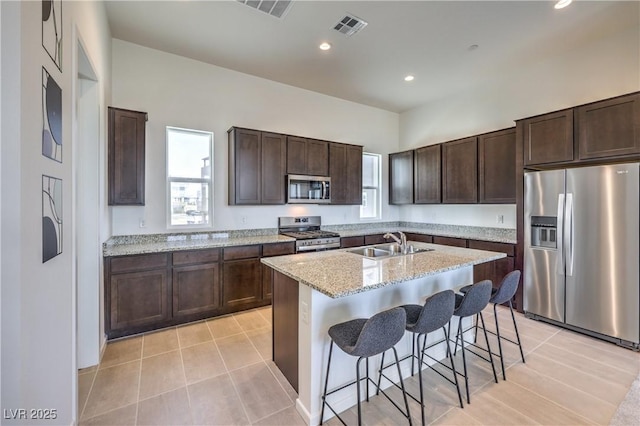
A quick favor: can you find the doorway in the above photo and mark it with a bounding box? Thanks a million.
[75,41,100,369]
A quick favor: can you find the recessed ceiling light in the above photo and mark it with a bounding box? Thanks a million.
[404,75,415,82]
[319,42,331,51]
[554,0,572,9]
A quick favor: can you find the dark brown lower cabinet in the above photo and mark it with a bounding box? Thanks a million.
[222,259,262,307]
[364,233,387,245]
[109,268,170,332]
[261,242,296,300]
[173,263,220,318]
[469,240,517,308]
[405,233,433,243]
[433,236,467,248]
[272,270,299,392]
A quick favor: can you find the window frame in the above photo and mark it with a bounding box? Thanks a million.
[360,152,382,220]
[165,126,214,230]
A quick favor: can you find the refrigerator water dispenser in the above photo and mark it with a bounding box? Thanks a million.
[530,216,557,248]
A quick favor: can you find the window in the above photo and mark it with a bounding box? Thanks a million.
[360,152,381,219]
[166,127,213,227]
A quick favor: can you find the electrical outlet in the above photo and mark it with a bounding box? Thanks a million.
[496,214,504,224]
[241,215,247,224]
[139,218,146,228]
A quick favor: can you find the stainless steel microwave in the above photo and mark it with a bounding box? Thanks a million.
[287,175,331,204]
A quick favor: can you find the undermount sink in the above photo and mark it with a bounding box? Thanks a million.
[347,243,434,259]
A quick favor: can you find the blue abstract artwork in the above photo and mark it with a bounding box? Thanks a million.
[42,0,62,71]
[42,67,62,162]
[42,175,63,263]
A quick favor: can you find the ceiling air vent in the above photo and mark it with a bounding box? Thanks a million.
[333,14,368,36]
[236,0,294,19]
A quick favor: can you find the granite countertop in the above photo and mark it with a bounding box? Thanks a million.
[261,242,506,298]
[326,222,516,244]
[103,222,516,257]
[103,233,294,257]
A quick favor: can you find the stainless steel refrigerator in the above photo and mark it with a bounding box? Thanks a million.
[524,163,639,349]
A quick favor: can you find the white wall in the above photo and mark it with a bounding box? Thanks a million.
[0,1,111,424]
[111,40,400,235]
[399,23,640,228]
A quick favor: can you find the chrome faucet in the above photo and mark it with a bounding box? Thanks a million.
[383,231,407,254]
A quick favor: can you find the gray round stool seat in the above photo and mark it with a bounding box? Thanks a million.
[320,307,413,425]
[458,270,525,380]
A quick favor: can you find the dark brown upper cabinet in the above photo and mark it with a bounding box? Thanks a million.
[414,144,441,204]
[108,107,147,205]
[330,143,363,205]
[442,137,478,204]
[577,92,640,160]
[523,109,574,166]
[228,128,286,205]
[479,128,516,204]
[286,136,329,176]
[389,150,414,204]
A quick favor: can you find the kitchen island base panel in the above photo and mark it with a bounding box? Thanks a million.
[292,266,474,426]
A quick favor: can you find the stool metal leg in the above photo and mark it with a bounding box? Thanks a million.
[416,333,426,426]
[479,312,498,383]
[356,357,364,426]
[320,341,334,425]
[509,300,526,364]
[493,304,506,380]
[442,326,464,409]
[457,320,470,404]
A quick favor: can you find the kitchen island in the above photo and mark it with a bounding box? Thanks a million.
[261,241,506,425]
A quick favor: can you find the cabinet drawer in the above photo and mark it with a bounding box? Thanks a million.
[364,234,387,245]
[341,236,365,248]
[173,248,220,266]
[223,245,261,260]
[468,240,515,257]
[262,242,295,257]
[433,236,467,248]
[405,233,433,243]
[110,253,169,273]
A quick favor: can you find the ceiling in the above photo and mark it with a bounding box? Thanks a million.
[104,1,639,113]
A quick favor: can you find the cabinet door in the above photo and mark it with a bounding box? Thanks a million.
[261,132,286,204]
[222,258,262,307]
[329,143,347,204]
[414,145,441,204]
[479,128,516,204]
[110,269,169,331]
[108,107,146,205]
[345,145,363,204]
[229,128,261,205]
[173,263,220,318]
[307,139,329,176]
[442,137,478,204]
[389,150,414,204]
[262,242,295,300]
[287,136,307,175]
[577,93,640,160]
[523,109,573,166]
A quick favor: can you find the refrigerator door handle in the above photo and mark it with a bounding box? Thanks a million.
[565,193,574,276]
[556,194,565,275]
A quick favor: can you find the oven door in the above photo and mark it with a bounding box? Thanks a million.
[287,175,331,204]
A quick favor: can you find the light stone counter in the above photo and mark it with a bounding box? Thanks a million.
[325,222,516,244]
[261,242,506,298]
[103,233,294,257]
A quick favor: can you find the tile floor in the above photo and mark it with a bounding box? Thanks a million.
[78,305,639,425]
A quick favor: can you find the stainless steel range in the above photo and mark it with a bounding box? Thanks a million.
[278,216,341,252]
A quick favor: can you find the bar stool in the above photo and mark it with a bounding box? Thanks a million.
[459,270,525,380]
[320,307,412,426]
[377,290,463,426]
[450,280,498,404]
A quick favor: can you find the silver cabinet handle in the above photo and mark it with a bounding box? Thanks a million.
[557,194,565,275]
[565,193,574,276]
